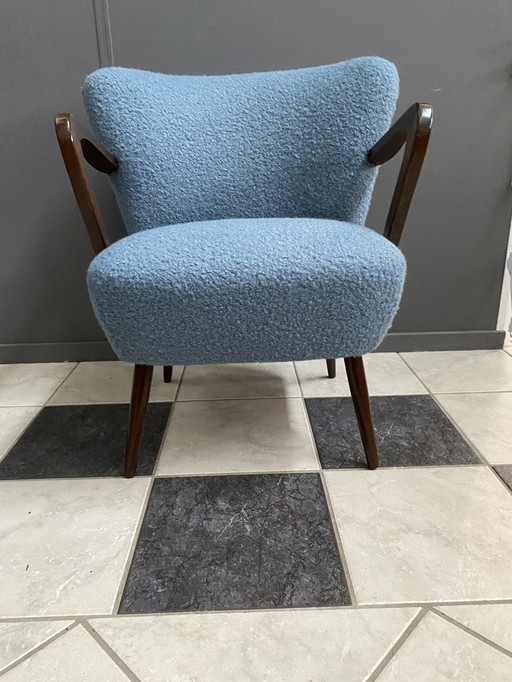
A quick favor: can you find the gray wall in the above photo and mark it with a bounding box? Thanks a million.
[1,0,511,361]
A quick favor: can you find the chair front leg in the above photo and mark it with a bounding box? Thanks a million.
[124,364,154,478]
[163,365,173,383]
[344,356,379,469]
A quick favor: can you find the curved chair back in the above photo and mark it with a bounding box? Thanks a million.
[83,57,399,234]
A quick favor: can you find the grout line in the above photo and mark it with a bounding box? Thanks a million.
[42,363,80,406]
[431,607,512,660]
[421,396,491,469]
[398,352,512,396]
[0,620,79,677]
[174,394,304,403]
[112,365,187,613]
[46,399,175,407]
[292,361,358,607]
[366,607,428,681]
[318,469,358,606]
[0,460,497,484]
[0,362,78,462]
[430,389,512,395]
[396,358,492,468]
[155,468,321,478]
[81,620,141,681]
[175,392,301,402]
[111,479,155,614]
[3,356,512,644]
[45,396,308,407]
[4,598,512,622]
[0,406,44,466]
[422,388,512,395]
[487,466,512,498]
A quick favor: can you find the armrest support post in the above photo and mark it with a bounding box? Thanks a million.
[368,103,433,247]
[54,113,118,255]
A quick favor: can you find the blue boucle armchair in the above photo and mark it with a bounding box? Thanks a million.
[55,57,432,477]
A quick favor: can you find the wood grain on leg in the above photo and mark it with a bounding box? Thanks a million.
[124,364,154,478]
[344,356,379,469]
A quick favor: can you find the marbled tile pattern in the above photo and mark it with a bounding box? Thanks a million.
[401,350,512,393]
[0,403,172,478]
[295,354,427,398]
[0,407,40,462]
[0,620,73,672]
[0,363,75,406]
[437,604,512,654]
[306,395,480,468]
[0,477,149,617]
[120,474,349,613]
[435,392,512,464]
[49,361,182,405]
[377,611,512,681]
[495,465,512,491]
[325,467,512,604]
[91,608,420,682]
[1,352,512,679]
[1,626,130,681]
[157,398,317,475]
[177,362,300,400]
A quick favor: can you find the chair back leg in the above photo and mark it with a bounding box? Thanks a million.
[344,356,379,469]
[124,364,154,477]
[326,358,336,378]
[163,365,173,383]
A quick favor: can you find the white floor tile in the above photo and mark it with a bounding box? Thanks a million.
[48,361,182,405]
[377,611,512,681]
[0,407,40,462]
[176,362,300,401]
[401,350,512,393]
[1,625,129,681]
[437,604,512,653]
[0,364,75,406]
[0,478,150,617]
[0,620,73,673]
[91,607,419,682]
[325,467,512,604]
[295,354,427,398]
[157,398,317,475]
[436,392,512,464]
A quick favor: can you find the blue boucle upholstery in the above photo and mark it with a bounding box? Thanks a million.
[87,218,406,366]
[83,58,399,233]
[82,58,406,365]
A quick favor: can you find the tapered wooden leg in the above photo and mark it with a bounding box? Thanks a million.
[344,356,379,469]
[326,358,336,378]
[124,364,154,478]
[163,365,173,383]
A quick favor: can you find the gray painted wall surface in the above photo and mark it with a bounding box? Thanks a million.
[1,0,511,360]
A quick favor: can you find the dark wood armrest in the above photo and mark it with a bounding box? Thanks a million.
[54,113,118,254]
[368,103,433,246]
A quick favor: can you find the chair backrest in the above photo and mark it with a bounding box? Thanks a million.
[83,57,399,234]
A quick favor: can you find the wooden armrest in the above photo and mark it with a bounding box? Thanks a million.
[54,113,118,254]
[368,103,433,246]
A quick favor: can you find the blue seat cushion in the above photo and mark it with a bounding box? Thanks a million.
[87,218,406,366]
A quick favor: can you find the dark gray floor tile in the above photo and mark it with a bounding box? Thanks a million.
[305,395,480,468]
[120,473,349,613]
[0,403,171,478]
[494,465,512,491]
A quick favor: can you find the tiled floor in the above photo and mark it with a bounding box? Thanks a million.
[1,350,512,680]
